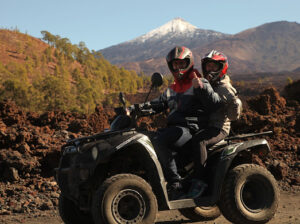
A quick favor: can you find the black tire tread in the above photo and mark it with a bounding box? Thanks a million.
[218,164,279,224]
[92,173,157,224]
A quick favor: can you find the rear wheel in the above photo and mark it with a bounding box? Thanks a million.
[219,164,279,224]
[92,174,157,224]
[179,205,221,221]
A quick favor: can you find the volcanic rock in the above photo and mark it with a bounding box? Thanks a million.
[0,81,300,215]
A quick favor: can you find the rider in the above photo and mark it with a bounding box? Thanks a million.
[149,46,223,199]
[186,50,243,198]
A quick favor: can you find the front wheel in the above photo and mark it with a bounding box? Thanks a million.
[179,205,221,221]
[219,164,280,224]
[92,174,158,224]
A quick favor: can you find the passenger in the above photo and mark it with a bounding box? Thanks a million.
[186,50,243,198]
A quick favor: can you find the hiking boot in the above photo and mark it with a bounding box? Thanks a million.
[186,179,208,199]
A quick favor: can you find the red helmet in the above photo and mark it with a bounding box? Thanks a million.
[201,50,228,83]
[166,46,194,80]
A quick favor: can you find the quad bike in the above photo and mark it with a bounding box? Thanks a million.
[55,72,279,224]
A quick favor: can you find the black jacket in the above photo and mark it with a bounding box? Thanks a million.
[151,78,222,131]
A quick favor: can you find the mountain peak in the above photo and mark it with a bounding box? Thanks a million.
[164,17,197,32]
[130,18,197,43]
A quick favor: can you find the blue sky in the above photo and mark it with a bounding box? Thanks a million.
[1,0,299,51]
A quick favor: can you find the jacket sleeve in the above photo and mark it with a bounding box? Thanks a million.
[228,96,242,120]
[193,78,223,113]
[222,84,243,121]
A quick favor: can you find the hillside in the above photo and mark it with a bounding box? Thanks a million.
[0,29,147,113]
[193,21,300,74]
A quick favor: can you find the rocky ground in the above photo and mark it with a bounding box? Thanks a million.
[0,80,299,222]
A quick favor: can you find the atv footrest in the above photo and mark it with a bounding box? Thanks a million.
[168,196,214,210]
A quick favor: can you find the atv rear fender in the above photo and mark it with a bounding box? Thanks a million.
[192,138,271,207]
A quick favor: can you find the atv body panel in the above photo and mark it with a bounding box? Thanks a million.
[56,129,170,210]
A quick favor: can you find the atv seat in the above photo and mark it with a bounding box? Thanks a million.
[172,139,227,158]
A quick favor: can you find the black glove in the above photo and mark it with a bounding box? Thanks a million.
[150,101,168,113]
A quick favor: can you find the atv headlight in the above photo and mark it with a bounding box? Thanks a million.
[63,145,78,155]
[91,146,98,160]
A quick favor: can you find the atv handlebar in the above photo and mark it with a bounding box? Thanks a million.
[115,103,157,118]
[130,103,157,117]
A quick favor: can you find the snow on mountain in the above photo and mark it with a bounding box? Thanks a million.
[130,17,198,43]
[99,18,230,64]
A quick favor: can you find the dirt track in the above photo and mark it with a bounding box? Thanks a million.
[1,191,299,224]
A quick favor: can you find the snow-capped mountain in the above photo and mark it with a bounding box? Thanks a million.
[120,21,300,76]
[129,17,198,43]
[99,18,230,64]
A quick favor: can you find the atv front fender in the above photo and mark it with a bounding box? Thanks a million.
[97,133,170,210]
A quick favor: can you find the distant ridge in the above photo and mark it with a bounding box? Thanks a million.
[99,20,300,76]
[191,21,300,74]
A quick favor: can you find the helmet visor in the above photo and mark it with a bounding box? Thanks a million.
[205,61,222,73]
[171,59,189,72]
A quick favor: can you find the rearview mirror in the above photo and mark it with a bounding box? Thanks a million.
[119,92,126,106]
[151,72,163,88]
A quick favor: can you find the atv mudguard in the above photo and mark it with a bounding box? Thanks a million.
[96,132,170,210]
[221,138,270,159]
[192,138,270,207]
[56,131,171,210]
